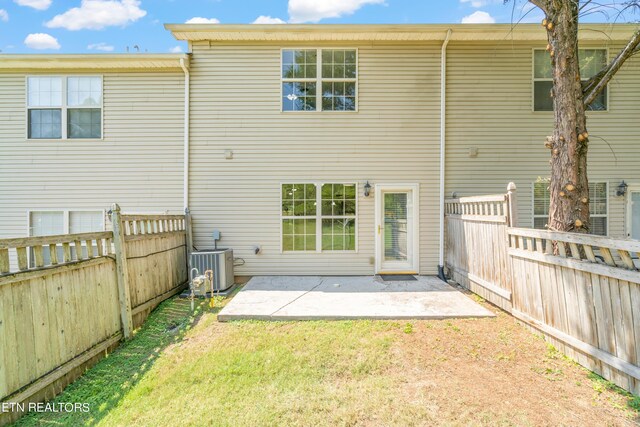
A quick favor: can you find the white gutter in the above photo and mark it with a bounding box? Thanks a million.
[438,29,452,281]
[180,57,190,211]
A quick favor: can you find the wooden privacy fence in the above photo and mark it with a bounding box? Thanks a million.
[444,184,517,312]
[0,205,190,425]
[446,183,640,395]
[119,213,189,329]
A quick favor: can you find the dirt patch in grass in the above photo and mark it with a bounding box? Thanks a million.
[390,306,639,426]
[12,292,640,427]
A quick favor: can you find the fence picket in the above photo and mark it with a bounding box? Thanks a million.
[0,249,8,274]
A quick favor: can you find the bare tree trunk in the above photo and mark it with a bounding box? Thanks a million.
[544,2,590,233]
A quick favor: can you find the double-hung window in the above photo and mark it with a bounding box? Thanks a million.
[27,76,103,139]
[281,184,318,251]
[321,184,357,251]
[29,210,104,266]
[533,49,608,111]
[281,49,357,112]
[533,180,608,235]
[282,183,357,252]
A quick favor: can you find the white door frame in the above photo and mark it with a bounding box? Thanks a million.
[627,184,640,239]
[374,183,420,274]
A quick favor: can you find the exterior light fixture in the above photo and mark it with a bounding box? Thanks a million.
[616,180,628,197]
[364,181,371,197]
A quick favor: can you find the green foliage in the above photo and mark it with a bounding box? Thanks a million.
[444,321,461,332]
[12,296,640,426]
[587,372,640,414]
[15,297,206,427]
[13,298,428,427]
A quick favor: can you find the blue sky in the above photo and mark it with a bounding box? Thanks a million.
[0,0,617,54]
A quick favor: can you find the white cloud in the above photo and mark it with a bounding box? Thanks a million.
[45,0,146,31]
[14,0,52,10]
[169,46,183,53]
[252,15,286,24]
[460,0,497,8]
[24,33,60,50]
[185,17,220,24]
[88,42,115,51]
[0,10,8,22]
[288,0,385,23]
[461,11,496,24]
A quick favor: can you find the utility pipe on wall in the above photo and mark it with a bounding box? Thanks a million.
[438,29,452,282]
[180,57,190,211]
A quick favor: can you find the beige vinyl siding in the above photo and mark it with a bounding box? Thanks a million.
[0,72,185,268]
[189,42,441,275]
[445,41,640,239]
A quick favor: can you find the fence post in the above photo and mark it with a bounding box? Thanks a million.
[110,203,133,339]
[507,182,518,228]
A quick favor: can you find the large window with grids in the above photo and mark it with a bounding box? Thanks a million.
[533,180,608,235]
[281,49,357,112]
[27,76,103,139]
[533,49,608,111]
[282,183,357,252]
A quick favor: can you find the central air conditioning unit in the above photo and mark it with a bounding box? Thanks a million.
[190,249,234,293]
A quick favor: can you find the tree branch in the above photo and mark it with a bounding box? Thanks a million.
[583,29,640,107]
[527,0,550,14]
[578,0,593,12]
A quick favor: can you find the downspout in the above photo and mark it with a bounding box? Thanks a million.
[180,57,190,211]
[438,29,452,282]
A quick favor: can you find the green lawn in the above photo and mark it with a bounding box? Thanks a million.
[13,293,640,427]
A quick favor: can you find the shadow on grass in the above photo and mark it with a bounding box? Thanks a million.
[13,296,222,426]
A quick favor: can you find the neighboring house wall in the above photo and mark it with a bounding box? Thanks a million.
[445,41,640,238]
[188,42,442,275]
[0,71,185,267]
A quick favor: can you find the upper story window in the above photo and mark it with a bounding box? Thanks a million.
[533,180,608,235]
[281,49,357,112]
[27,76,103,139]
[533,49,607,112]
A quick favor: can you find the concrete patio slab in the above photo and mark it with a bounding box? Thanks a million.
[218,276,495,321]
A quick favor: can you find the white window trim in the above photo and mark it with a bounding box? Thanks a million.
[531,180,609,235]
[531,48,609,113]
[25,75,104,141]
[280,48,359,113]
[280,182,359,253]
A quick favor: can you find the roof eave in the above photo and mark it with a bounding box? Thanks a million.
[165,23,639,42]
[0,53,190,72]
